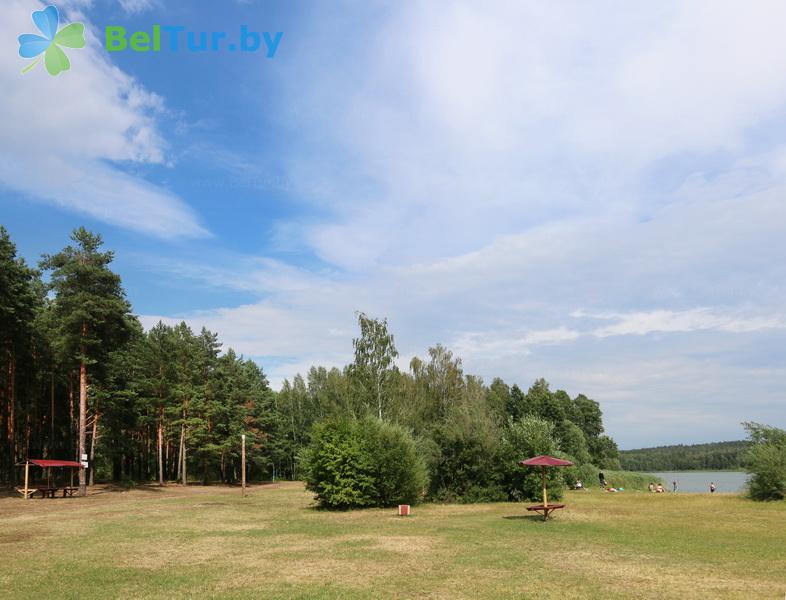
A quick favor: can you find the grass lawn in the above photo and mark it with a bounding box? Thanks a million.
[1,482,784,599]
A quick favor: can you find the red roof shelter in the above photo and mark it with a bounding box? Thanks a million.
[16,459,84,499]
[28,459,84,469]
[519,455,574,520]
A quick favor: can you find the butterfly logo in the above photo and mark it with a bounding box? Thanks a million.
[18,5,85,76]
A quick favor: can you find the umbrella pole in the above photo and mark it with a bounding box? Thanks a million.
[542,466,548,508]
[24,462,29,500]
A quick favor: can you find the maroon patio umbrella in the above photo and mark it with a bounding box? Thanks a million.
[519,455,574,508]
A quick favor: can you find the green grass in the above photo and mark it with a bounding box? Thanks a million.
[1,482,784,599]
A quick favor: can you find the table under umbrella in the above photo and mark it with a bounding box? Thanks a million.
[519,455,574,520]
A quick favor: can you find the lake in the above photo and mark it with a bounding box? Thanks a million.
[650,471,748,493]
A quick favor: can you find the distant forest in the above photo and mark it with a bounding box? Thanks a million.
[620,440,749,471]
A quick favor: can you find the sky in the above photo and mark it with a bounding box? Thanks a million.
[2,0,785,449]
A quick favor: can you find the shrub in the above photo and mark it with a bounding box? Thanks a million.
[744,422,786,501]
[300,416,428,509]
[498,416,565,502]
[427,419,506,502]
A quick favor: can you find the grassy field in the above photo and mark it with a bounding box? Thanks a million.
[1,482,784,599]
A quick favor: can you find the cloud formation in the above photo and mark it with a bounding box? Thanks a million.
[1,0,207,238]
[134,1,786,446]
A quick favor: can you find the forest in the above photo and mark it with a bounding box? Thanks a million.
[619,440,749,471]
[0,226,621,500]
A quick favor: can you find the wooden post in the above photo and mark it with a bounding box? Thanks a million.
[241,434,246,498]
[24,461,29,500]
[542,467,548,507]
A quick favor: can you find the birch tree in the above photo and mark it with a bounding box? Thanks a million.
[350,312,398,420]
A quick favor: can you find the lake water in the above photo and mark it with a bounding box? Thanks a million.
[650,471,748,493]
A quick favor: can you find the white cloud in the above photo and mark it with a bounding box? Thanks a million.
[265,1,786,270]
[118,0,155,14]
[579,308,785,338]
[1,0,207,238]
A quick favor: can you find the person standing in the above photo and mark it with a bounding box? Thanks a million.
[672,480,677,492]
[598,472,606,488]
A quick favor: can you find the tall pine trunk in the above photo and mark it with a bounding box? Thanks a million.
[182,437,187,486]
[181,400,188,485]
[89,409,99,486]
[50,369,55,455]
[157,408,164,485]
[68,377,74,459]
[177,420,188,485]
[7,352,16,484]
[78,355,87,496]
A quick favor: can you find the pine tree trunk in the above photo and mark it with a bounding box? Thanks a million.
[89,409,99,486]
[182,428,187,486]
[8,352,16,484]
[68,377,74,459]
[157,411,164,486]
[50,369,55,455]
[78,357,87,496]
[0,366,6,484]
[175,433,181,481]
[177,421,186,485]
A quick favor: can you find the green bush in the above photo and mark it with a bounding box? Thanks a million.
[300,416,428,509]
[744,422,786,501]
[427,419,506,502]
[498,416,565,502]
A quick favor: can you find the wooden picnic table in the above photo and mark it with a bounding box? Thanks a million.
[526,503,565,520]
[27,487,78,498]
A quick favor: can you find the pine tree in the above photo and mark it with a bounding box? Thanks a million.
[40,228,131,495]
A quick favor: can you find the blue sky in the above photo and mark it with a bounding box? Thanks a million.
[2,0,785,448]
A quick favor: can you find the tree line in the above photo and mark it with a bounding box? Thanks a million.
[619,440,749,472]
[0,227,274,491]
[1,226,621,501]
[258,315,622,502]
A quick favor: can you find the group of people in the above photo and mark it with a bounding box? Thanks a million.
[575,473,719,493]
[596,472,624,492]
[647,480,718,493]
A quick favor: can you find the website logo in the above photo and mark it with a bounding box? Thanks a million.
[105,26,283,58]
[18,5,85,76]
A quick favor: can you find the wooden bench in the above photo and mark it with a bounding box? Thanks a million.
[526,503,565,520]
[16,487,78,498]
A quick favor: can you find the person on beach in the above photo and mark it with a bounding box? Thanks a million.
[598,472,606,487]
[672,480,677,492]
[710,482,716,493]
[656,483,665,493]
[648,482,655,492]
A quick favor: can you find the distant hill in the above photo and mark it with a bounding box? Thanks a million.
[620,440,749,471]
